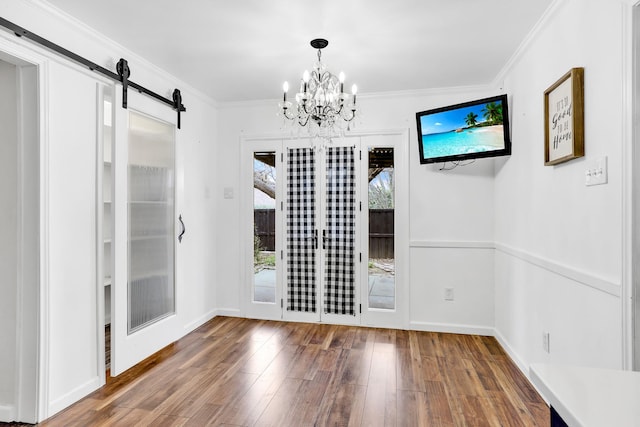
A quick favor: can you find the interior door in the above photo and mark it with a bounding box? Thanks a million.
[110,88,182,376]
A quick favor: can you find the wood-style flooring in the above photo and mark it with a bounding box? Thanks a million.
[38,316,549,426]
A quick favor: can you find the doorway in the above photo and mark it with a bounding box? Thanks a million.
[0,55,39,423]
[243,132,407,327]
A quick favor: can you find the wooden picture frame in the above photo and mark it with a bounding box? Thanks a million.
[544,67,584,166]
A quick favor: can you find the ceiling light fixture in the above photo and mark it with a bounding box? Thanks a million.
[279,38,357,137]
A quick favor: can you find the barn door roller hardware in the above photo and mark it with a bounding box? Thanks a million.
[0,17,186,129]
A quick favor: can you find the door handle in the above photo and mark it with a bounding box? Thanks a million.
[178,214,186,243]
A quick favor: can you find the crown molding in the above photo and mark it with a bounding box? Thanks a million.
[217,83,499,110]
[17,0,218,108]
[491,0,567,88]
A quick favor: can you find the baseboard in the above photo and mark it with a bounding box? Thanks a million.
[0,404,16,423]
[409,321,494,336]
[47,376,101,418]
[493,328,550,404]
[213,308,242,317]
[492,328,529,375]
[183,309,218,333]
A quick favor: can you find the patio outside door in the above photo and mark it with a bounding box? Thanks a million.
[283,138,360,324]
[244,132,407,327]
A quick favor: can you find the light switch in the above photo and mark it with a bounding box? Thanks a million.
[585,156,608,186]
[223,187,234,199]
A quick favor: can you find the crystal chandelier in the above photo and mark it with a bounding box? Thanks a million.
[279,38,358,137]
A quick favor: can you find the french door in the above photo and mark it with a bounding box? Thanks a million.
[241,131,408,327]
[283,138,360,324]
[244,133,406,327]
[110,88,182,376]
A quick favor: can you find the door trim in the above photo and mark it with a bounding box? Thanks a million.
[0,40,48,423]
[240,129,409,329]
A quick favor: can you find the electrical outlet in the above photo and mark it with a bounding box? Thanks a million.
[444,288,454,301]
[542,332,550,353]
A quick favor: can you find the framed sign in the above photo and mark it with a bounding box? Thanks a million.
[544,67,584,166]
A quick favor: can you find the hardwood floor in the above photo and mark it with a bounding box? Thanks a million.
[38,317,549,426]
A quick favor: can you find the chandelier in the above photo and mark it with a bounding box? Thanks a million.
[279,38,358,136]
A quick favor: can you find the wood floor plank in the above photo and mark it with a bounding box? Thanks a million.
[253,377,304,426]
[361,348,397,427]
[423,380,455,427]
[397,390,429,427]
[287,345,320,380]
[35,317,549,427]
[215,343,301,426]
[329,325,354,349]
[399,332,427,393]
[288,371,332,426]
[319,382,367,427]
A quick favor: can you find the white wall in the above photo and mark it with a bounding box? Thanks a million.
[494,0,627,370]
[175,94,219,332]
[1,1,219,420]
[217,87,499,330]
[1,0,632,421]
[0,59,18,419]
[46,59,102,416]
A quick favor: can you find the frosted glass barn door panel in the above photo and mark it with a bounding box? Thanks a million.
[111,89,181,376]
[127,111,175,332]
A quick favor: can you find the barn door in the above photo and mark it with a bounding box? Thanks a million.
[110,88,182,376]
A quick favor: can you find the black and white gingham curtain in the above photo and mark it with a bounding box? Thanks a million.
[286,148,316,312]
[324,146,356,315]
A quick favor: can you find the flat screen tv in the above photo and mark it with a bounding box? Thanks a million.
[416,94,511,164]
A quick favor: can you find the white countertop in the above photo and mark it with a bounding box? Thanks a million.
[530,363,640,427]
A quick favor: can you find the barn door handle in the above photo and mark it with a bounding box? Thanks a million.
[178,214,186,243]
[322,229,328,249]
[314,229,318,249]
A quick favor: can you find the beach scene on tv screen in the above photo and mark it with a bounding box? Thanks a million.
[420,100,505,159]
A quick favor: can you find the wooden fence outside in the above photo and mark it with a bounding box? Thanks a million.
[368,209,394,259]
[254,209,276,251]
[254,208,394,258]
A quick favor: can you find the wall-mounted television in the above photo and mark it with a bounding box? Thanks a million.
[416,94,511,164]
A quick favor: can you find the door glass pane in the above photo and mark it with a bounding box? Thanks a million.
[253,151,276,303]
[324,146,356,315]
[286,148,316,312]
[368,147,395,310]
[127,111,175,333]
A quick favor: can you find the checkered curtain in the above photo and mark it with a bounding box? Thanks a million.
[324,146,356,315]
[286,148,316,312]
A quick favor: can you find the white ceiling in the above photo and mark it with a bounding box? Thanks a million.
[44,0,554,103]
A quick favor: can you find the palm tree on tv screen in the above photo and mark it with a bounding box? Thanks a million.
[464,112,478,127]
[482,102,503,125]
